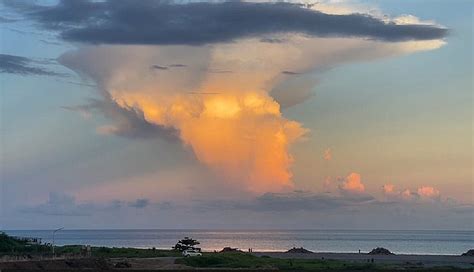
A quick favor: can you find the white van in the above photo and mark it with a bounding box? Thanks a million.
[182,249,202,257]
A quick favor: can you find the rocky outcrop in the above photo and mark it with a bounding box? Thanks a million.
[220,247,242,252]
[115,261,131,268]
[286,247,313,254]
[368,247,394,255]
[461,249,474,256]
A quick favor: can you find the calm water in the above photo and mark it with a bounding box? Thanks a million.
[4,229,473,255]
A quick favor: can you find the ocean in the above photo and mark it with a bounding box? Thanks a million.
[4,229,472,255]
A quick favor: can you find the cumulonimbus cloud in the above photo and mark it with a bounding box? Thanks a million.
[9,0,448,193]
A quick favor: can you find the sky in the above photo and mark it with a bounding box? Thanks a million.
[0,0,472,230]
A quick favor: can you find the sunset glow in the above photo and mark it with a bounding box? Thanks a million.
[1,0,472,231]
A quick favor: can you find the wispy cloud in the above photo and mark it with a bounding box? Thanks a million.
[169,64,187,68]
[0,15,19,23]
[0,53,62,76]
[151,65,168,70]
[282,70,302,75]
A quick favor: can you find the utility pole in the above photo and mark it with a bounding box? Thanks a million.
[52,227,64,258]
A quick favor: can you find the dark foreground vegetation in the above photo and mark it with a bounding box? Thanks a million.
[176,252,469,271]
[0,232,50,253]
[0,255,470,272]
[177,252,374,270]
[0,232,179,258]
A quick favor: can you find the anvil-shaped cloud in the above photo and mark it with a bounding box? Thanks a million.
[10,0,447,193]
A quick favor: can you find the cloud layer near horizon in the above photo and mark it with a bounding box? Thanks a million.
[15,182,472,229]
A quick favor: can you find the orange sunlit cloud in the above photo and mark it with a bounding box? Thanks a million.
[340,172,365,193]
[384,184,442,201]
[383,184,395,194]
[323,148,332,161]
[111,90,307,193]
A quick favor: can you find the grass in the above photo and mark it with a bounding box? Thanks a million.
[176,252,376,270]
[176,252,473,271]
[0,232,50,254]
[90,246,180,258]
[0,232,179,258]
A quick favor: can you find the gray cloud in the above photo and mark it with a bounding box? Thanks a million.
[196,190,376,213]
[193,189,474,216]
[252,191,375,212]
[6,0,447,46]
[169,64,187,68]
[282,70,302,75]
[187,190,473,229]
[96,98,179,140]
[151,64,187,70]
[155,201,173,210]
[64,98,179,140]
[128,198,150,208]
[271,75,317,108]
[151,65,168,70]
[260,37,287,43]
[0,53,62,76]
[20,192,94,216]
[207,69,233,74]
[20,193,173,217]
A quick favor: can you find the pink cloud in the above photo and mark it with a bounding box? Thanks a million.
[385,185,442,201]
[401,189,413,199]
[323,176,335,192]
[340,172,365,193]
[382,183,395,194]
[417,186,440,199]
[323,148,332,161]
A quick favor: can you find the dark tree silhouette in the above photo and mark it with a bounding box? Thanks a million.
[173,237,201,252]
